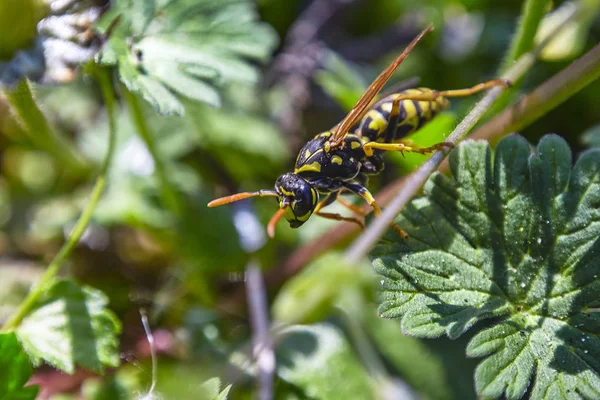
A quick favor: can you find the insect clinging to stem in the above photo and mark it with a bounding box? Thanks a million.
[208,24,510,238]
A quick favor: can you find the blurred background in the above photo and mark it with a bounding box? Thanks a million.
[0,0,599,398]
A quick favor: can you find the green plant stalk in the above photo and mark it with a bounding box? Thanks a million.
[493,0,551,114]
[123,89,183,215]
[471,42,600,142]
[1,68,117,332]
[4,80,90,173]
[500,0,550,73]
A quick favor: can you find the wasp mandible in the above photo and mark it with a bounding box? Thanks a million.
[208,25,510,238]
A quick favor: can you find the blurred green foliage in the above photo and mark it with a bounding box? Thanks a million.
[0,0,598,399]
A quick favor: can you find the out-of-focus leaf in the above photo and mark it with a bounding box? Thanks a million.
[272,252,374,324]
[16,280,121,374]
[314,51,368,111]
[0,333,38,400]
[97,0,278,115]
[366,312,453,400]
[581,123,600,148]
[372,134,600,399]
[198,377,231,400]
[277,323,375,400]
[535,1,600,61]
[81,368,142,400]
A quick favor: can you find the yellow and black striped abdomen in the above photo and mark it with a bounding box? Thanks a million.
[358,88,451,143]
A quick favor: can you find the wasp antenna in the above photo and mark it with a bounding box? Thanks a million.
[267,208,286,238]
[207,190,278,207]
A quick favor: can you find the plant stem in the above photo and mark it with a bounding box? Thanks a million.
[493,0,551,115]
[123,89,183,215]
[500,0,550,73]
[472,42,600,142]
[1,68,117,332]
[4,80,90,173]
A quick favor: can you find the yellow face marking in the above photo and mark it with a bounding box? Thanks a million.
[304,149,311,159]
[318,131,332,138]
[349,157,354,162]
[351,141,361,149]
[279,186,295,197]
[296,209,312,222]
[311,188,318,204]
[284,206,296,221]
[332,155,343,165]
[295,161,322,174]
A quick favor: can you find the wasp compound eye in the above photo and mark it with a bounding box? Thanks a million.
[275,173,318,228]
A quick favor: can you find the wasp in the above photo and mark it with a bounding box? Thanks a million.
[208,25,510,237]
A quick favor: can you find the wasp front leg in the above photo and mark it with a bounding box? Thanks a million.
[342,182,408,238]
[363,140,454,157]
[314,192,365,229]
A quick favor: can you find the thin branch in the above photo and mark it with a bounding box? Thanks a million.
[246,261,275,400]
[343,5,579,263]
[2,68,117,331]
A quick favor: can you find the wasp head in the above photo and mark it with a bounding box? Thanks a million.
[274,173,319,228]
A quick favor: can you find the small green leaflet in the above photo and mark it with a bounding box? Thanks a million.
[0,333,38,400]
[372,134,600,399]
[277,323,374,400]
[16,280,121,374]
[96,0,278,115]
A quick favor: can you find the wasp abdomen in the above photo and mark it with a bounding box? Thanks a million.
[359,88,450,143]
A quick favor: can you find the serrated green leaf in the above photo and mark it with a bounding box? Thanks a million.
[0,333,38,400]
[372,134,600,399]
[97,0,277,115]
[16,281,121,374]
[277,323,374,400]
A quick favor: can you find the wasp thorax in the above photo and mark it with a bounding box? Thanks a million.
[274,173,319,228]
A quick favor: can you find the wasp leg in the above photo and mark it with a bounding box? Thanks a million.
[363,141,454,157]
[342,182,408,238]
[315,211,365,230]
[312,191,365,228]
[336,195,366,216]
[313,192,338,214]
[437,79,511,98]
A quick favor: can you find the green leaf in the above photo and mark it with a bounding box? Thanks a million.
[581,123,600,148]
[277,323,374,400]
[0,333,38,400]
[97,0,278,115]
[16,280,121,374]
[199,378,231,400]
[372,134,600,399]
[365,312,454,400]
[272,252,374,324]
